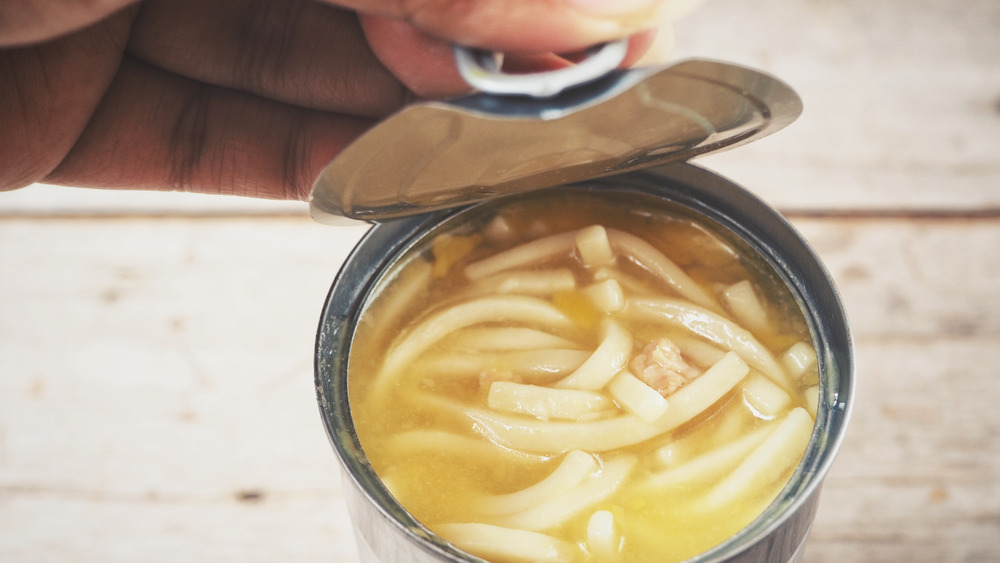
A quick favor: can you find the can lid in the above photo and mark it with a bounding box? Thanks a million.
[309,58,802,225]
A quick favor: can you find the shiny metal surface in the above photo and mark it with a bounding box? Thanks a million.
[452,40,629,97]
[309,60,802,226]
[314,163,855,563]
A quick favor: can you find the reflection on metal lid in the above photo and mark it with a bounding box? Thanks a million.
[309,59,802,225]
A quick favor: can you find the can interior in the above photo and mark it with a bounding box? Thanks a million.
[314,162,854,562]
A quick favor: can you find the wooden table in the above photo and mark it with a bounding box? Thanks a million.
[2,0,998,560]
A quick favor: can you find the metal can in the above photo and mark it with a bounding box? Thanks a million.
[310,56,853,562]
[314,162,853,562]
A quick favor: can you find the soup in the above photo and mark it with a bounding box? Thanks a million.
[348,190,819,563]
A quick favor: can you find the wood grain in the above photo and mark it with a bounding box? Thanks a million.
[2,216,997,561]
[793,217,1000,562]
[673,0,1000,212]
[2,0,998,561]
[0,219,367,562]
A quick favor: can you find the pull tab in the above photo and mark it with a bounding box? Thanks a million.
[452,40,629,98]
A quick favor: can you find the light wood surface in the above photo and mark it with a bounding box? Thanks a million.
[2,0,998,561]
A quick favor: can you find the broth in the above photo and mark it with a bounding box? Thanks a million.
[348,190,819,563]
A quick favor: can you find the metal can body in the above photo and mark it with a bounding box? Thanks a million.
[314,163,854,563]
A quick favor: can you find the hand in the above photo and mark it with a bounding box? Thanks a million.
[0,0,678,200]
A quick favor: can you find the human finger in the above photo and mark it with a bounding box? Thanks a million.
[355,15,470,99]
[0,0,136,47]
[325,0,671,54]
[127,0,411,119]
[358,15,665,98]
[45,57,373,201]
[0,6,135,192]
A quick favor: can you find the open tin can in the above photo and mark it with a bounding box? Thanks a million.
[312,52,854,563]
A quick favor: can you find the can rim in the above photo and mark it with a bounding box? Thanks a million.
[314,162,855,562]
[309,59,803,226]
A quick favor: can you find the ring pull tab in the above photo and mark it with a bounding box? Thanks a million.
[452,39,629,98]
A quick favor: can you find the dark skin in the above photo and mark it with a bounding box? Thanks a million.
[0,0,670,200]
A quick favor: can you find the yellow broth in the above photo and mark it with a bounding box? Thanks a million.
[348,190,818,563]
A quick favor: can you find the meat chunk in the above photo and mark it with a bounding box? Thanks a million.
[629,338,698,397]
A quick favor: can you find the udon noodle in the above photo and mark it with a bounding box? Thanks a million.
[348,191,819,563]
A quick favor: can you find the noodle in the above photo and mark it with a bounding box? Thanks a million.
[476,450,598,516]
[553,319,633,390]
[448,327,582,352]
[465,232,576,280]
[369,295,576,400]
[624,296,790,389]
[607,228,717,309]
[349,193,818,563]
[487,381,617,421]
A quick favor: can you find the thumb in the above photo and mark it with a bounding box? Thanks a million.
[358,14,664,98]
[346,0,677,99]
[324,0,672,54]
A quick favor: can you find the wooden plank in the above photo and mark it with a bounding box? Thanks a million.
[790,216,1000,561]
[789,216,1000,339]
[805,337,1000,563]
[2,215,998,561]
[0,218,367,561]
[673,0,1000,212]
[2,1,997,560]
[0,496,360,563]
[0,184,306,217]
